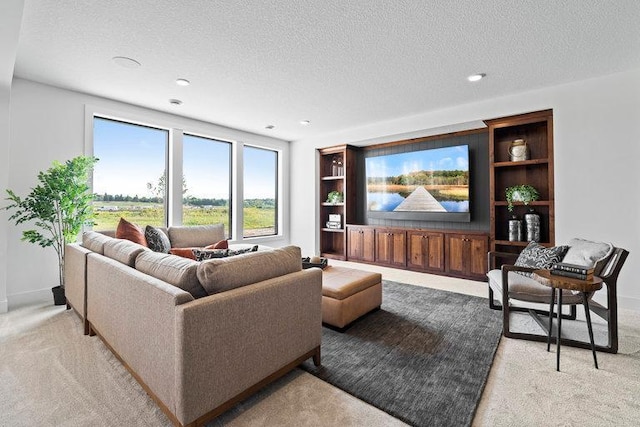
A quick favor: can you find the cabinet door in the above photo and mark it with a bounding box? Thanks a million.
[347,227,375,262]
[425,232,445,272]
[468,235,488,277]
[446,234,466,276]
[407,232,428,270]
[407,231,443,271]
[375,230,391,264]
[362,228,375,262]
[390,231,406,267]
[376,229,406,266]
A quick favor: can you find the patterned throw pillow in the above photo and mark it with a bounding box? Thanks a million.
[115,217,147,247]
[193,245,259,262]
[227,245,259,256]
[193,248,230,261]
[514,241,569,276]
[145,225,171,253]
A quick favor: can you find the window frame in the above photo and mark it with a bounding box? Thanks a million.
[242,144,279,238]
[84,105,287,244]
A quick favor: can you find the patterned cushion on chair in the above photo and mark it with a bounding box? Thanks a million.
[514,241,569,276]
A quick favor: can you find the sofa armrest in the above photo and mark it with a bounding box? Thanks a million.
[86,253,195,417]
[174,268,322,425]
[64,243,92,320]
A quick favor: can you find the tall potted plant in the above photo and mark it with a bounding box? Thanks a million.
[4,156,98,305]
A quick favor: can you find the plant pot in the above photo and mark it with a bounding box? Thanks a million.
[52,286,66,306]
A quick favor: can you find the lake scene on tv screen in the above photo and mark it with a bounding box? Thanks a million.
[366,145,469,213]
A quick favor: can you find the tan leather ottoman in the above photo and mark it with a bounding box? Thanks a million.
[321,266,382,329]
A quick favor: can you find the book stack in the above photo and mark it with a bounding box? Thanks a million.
[551,262,594,280]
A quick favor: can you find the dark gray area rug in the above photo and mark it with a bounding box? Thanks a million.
[301,281,502,427]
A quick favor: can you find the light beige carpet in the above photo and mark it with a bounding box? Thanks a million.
[2,265,640,426]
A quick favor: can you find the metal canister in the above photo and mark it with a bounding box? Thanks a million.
[525,209,541,242]
[508,217,523,242]
[508,139,528,162]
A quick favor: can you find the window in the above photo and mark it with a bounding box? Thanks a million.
[182,134,232,237]
[92,117,168,230]
[243,146,278,237]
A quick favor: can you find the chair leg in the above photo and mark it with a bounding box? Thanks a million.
[582,293,599,369]
[556,290,562,372]
[547,287,555,352]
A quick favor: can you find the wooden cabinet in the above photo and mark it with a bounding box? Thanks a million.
[346,225,487,281]
[318,145,359,259]
[346,226,375,262]
[407,230,444,272]
[445,233,489,279]
[485,110,555,260]
[374,229,406,267]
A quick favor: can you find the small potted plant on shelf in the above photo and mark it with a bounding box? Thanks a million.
[326,190,343,204]
[4,156,98,305]
[505,184,539,212]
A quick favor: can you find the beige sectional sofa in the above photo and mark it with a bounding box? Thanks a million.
[64,226,322,427]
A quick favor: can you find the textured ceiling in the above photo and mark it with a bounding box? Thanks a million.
[14,0,640,142]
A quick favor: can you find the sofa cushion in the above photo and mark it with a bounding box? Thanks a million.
[116,217,148,247]
[167,224,225,248]
[145,225,171,253]
[135,251,207,298]
[82,231,113,254]
[514,241,569,276]
[562,238,613,276]
[103,238,148,267]
[197,245,301,295]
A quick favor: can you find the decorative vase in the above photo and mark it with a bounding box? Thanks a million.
[508,216,523,242]
[508,139,528,162]
[524,208,541,242]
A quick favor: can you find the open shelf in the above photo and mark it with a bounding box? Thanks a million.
[493,158,549,168]
[321,228,344,233]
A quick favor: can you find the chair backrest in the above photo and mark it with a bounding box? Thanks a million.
[600,247,629,286]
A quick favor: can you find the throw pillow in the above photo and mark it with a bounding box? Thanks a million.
[145,225,171,253]
[227,245,259,256]
[205,239,229,250]
[514,241,569,276]
[193,248,230,261]
[170,247,197,260]
[561,238,613,276]
[115,217,147,247]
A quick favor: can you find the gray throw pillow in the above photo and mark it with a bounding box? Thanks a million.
[145,225,171,253]
[514,241,569,276]
[562,238,613,276]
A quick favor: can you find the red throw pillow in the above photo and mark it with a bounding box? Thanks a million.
[170,248,196,260]
[205,239,229,250]
[116,218,148,247]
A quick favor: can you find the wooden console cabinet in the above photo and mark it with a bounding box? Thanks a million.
[346,225,488,281]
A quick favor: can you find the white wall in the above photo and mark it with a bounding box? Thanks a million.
[5,78,289,309]
[291,68,640,311]
[0,0,24,313]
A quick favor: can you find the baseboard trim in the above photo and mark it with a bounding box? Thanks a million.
[8,287,51,310]
[0,298,7,313]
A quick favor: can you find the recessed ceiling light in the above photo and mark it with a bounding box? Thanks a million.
[176,78,190,86]
[265,125,275,130]
[169,99,182,105]
[299,120,311,126]
[112,56,141,68]
[467,73,486,82]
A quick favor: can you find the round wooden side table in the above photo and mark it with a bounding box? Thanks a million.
[532,269,603,371]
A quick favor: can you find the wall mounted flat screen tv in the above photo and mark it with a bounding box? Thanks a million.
[365,144,471,222]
